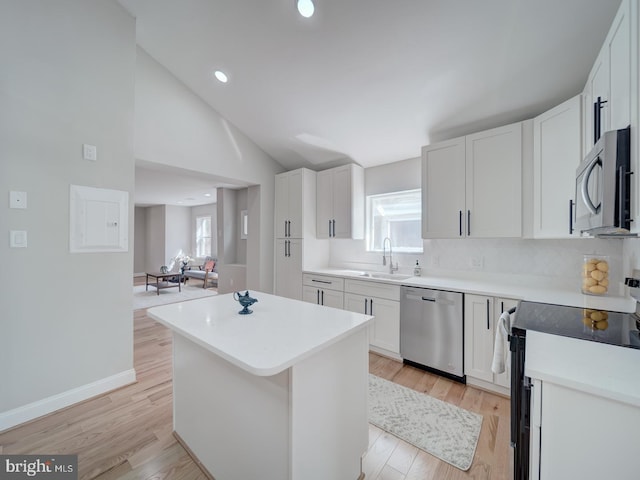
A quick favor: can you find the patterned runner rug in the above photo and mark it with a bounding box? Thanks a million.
[368,374,483,471]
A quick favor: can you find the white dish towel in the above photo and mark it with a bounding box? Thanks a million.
[491,310,511,374]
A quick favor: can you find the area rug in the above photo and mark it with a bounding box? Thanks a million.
[368,374,482,471]
[133,284,217,310]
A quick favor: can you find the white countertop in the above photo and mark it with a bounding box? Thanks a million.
[304,268,636,312]
[525,330,640,407]
[147,291,373,377]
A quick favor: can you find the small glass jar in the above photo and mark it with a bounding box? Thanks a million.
[581,254,609,295]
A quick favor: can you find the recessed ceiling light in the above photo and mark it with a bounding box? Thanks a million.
[297,0,314,18]
[204,193,212,197]
[214,70,228,83]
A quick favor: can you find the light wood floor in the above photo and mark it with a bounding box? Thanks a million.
[1,289,512,479]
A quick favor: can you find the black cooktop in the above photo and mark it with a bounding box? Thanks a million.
[512,300,640,349]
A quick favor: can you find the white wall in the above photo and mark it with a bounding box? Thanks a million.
[0,0,136,427]
[134,206,147,274]
[145,205,166,273]
[236,188,248,264]
[135,48,285,292]
[165,205,191,269]
[329,159,626,291]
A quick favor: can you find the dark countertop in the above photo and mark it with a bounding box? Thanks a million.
[512,300,640,349]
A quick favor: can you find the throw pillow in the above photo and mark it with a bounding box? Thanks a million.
[204,260,215,271]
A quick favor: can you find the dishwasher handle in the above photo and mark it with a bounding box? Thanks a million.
[404,293,436,302]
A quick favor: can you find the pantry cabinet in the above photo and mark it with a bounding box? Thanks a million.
[532,95,582,238]
[464,294,517,393]
[343,279,401,358]
[422,122,522,239]
[316,164,365,239]
[274,169,328,301]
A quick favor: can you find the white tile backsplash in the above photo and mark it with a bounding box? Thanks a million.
[330,237,625,289]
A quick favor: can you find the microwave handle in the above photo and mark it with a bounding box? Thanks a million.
[581,156,602,215]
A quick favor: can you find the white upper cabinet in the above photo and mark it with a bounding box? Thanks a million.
[275,168,314,239]
[422,122,522,239]
[583,0,633,154]
[532,95,582,238]
[316,164,365,239]
[466,123,522,238]
[421,138,466,238]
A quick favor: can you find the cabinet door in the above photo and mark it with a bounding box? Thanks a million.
[316,170,333,238]
[302,286,319,304]
[421,138,466,238]
[275,173,290,238]
[274,239,302,300]
[588,50,609,146]
[466,122,522,238]
[608,0,631,131]
[331,165,352,238]
[539,381,640,480]
[493,297,518,389]
[369,297,400,354]
[344,293,373,345]
[464,294,494,382]
[287,170,304,238]
[321,288,344,309]
[533,95,582,238]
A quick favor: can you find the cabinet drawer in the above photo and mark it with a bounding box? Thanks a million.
[344,279,400,301]
[302,274,344,291]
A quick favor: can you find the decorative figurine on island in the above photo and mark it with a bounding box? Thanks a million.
[233,290,258,314]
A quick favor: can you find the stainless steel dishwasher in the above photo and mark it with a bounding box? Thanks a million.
[400,286,464,382]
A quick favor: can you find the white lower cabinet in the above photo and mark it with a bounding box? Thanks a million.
[344,280,401,358]
[302,274,344,309]
[530,380,640,480]
[464,294,517,393]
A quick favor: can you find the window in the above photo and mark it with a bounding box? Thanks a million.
[366,189,422,253]
[196,216,212,257]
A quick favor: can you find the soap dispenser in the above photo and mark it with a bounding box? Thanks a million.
[413,260,422,277]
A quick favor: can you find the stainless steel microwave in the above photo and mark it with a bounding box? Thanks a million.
[574,126,631,236]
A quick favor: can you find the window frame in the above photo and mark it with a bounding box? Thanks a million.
[366,189,423,253]
[195,215,212,258]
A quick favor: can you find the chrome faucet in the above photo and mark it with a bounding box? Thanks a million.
[382,237,399,274]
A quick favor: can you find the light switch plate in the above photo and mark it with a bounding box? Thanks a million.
[83,144,97,161]
[10,191,27,209]
[10,230,27,248]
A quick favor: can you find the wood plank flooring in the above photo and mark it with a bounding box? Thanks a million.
[1,285,512,479]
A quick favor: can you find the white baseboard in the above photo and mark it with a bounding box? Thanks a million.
[0,369,136,433]
[134,272,146,277]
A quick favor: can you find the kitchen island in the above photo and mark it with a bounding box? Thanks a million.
[148,291,373,480]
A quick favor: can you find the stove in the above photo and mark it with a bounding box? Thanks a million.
[512,300,640,349]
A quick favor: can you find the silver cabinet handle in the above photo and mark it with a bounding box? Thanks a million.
[317,289,320,304]
[370,298,373,315]
[321,290,324,305]
[459,210,463,236]
[467,210,471,236]
[311,279,331,284]
[421,297,436,302]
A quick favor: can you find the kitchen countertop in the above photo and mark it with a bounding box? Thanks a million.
[304,268,636,312]
[525,330,640,407]
[147,291,373,376]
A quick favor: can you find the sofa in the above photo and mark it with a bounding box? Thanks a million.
[183,257,218,288]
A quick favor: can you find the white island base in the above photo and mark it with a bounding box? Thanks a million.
[149,292,372,480]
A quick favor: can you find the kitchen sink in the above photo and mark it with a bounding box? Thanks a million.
[363,272,413,280]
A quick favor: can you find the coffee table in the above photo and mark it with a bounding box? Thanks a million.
[146,272,183,295]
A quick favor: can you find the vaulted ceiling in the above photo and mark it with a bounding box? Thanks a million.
[121,0,621,171]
